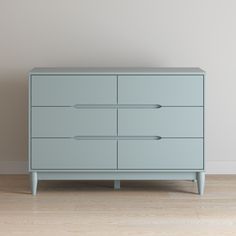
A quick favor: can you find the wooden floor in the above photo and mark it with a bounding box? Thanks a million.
[0,175,236,236]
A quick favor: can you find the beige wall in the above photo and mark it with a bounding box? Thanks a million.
[0,0,236,174]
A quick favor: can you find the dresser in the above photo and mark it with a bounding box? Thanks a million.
[28,67,205,195]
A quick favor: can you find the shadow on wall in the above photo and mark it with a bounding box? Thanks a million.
[0,73,28,163]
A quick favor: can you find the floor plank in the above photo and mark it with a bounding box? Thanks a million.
[0,175,236,236]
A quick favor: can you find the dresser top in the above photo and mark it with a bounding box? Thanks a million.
[30,67,205,75]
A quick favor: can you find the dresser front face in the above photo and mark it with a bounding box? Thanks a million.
[118,75,203,106]
[32,107,117,137]
[118,107,203,137]
[29,73,204,172]
[32,139,117,169]
[31,75,117,106]
[118,139,203,169]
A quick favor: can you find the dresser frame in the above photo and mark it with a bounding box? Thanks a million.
[28,68,205,195]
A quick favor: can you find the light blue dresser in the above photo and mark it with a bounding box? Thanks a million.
[28,67,205,195]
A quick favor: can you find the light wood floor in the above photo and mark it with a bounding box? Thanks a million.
[0,175,236,236]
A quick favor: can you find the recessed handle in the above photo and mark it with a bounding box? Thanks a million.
[73,104,162,109]
[73,136,162,140]
[73,104,81,109]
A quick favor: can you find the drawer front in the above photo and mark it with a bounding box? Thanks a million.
[118,107,203,137]
[31,139,117,169]
[31,75,116,106]
[118,75,203,106]
[118,139,203,169]
[32,107,117,137]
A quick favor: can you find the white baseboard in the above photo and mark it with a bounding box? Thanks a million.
[206,161,236,174]
[0,161,28,174]
[0,161,236,175]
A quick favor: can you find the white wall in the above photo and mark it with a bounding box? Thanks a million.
[0,0,236,174]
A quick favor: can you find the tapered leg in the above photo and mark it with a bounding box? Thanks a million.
[114,180,120,190]
[197,172,205,195]
[31,172,38,195]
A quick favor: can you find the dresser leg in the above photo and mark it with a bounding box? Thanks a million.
[31,172,38,195]
[197,172,205,195]
[114,180,120,190]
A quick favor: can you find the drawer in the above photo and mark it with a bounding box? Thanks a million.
[118,75,203,106]
[118,139,203,169]
[118,107,203,137]
[31,139,117,169]
[32,107,117,137]
[31,75,116,106]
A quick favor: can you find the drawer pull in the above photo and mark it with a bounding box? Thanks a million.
[73,104,162,109]
[73,136,162,140]
[73,104,81,109]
